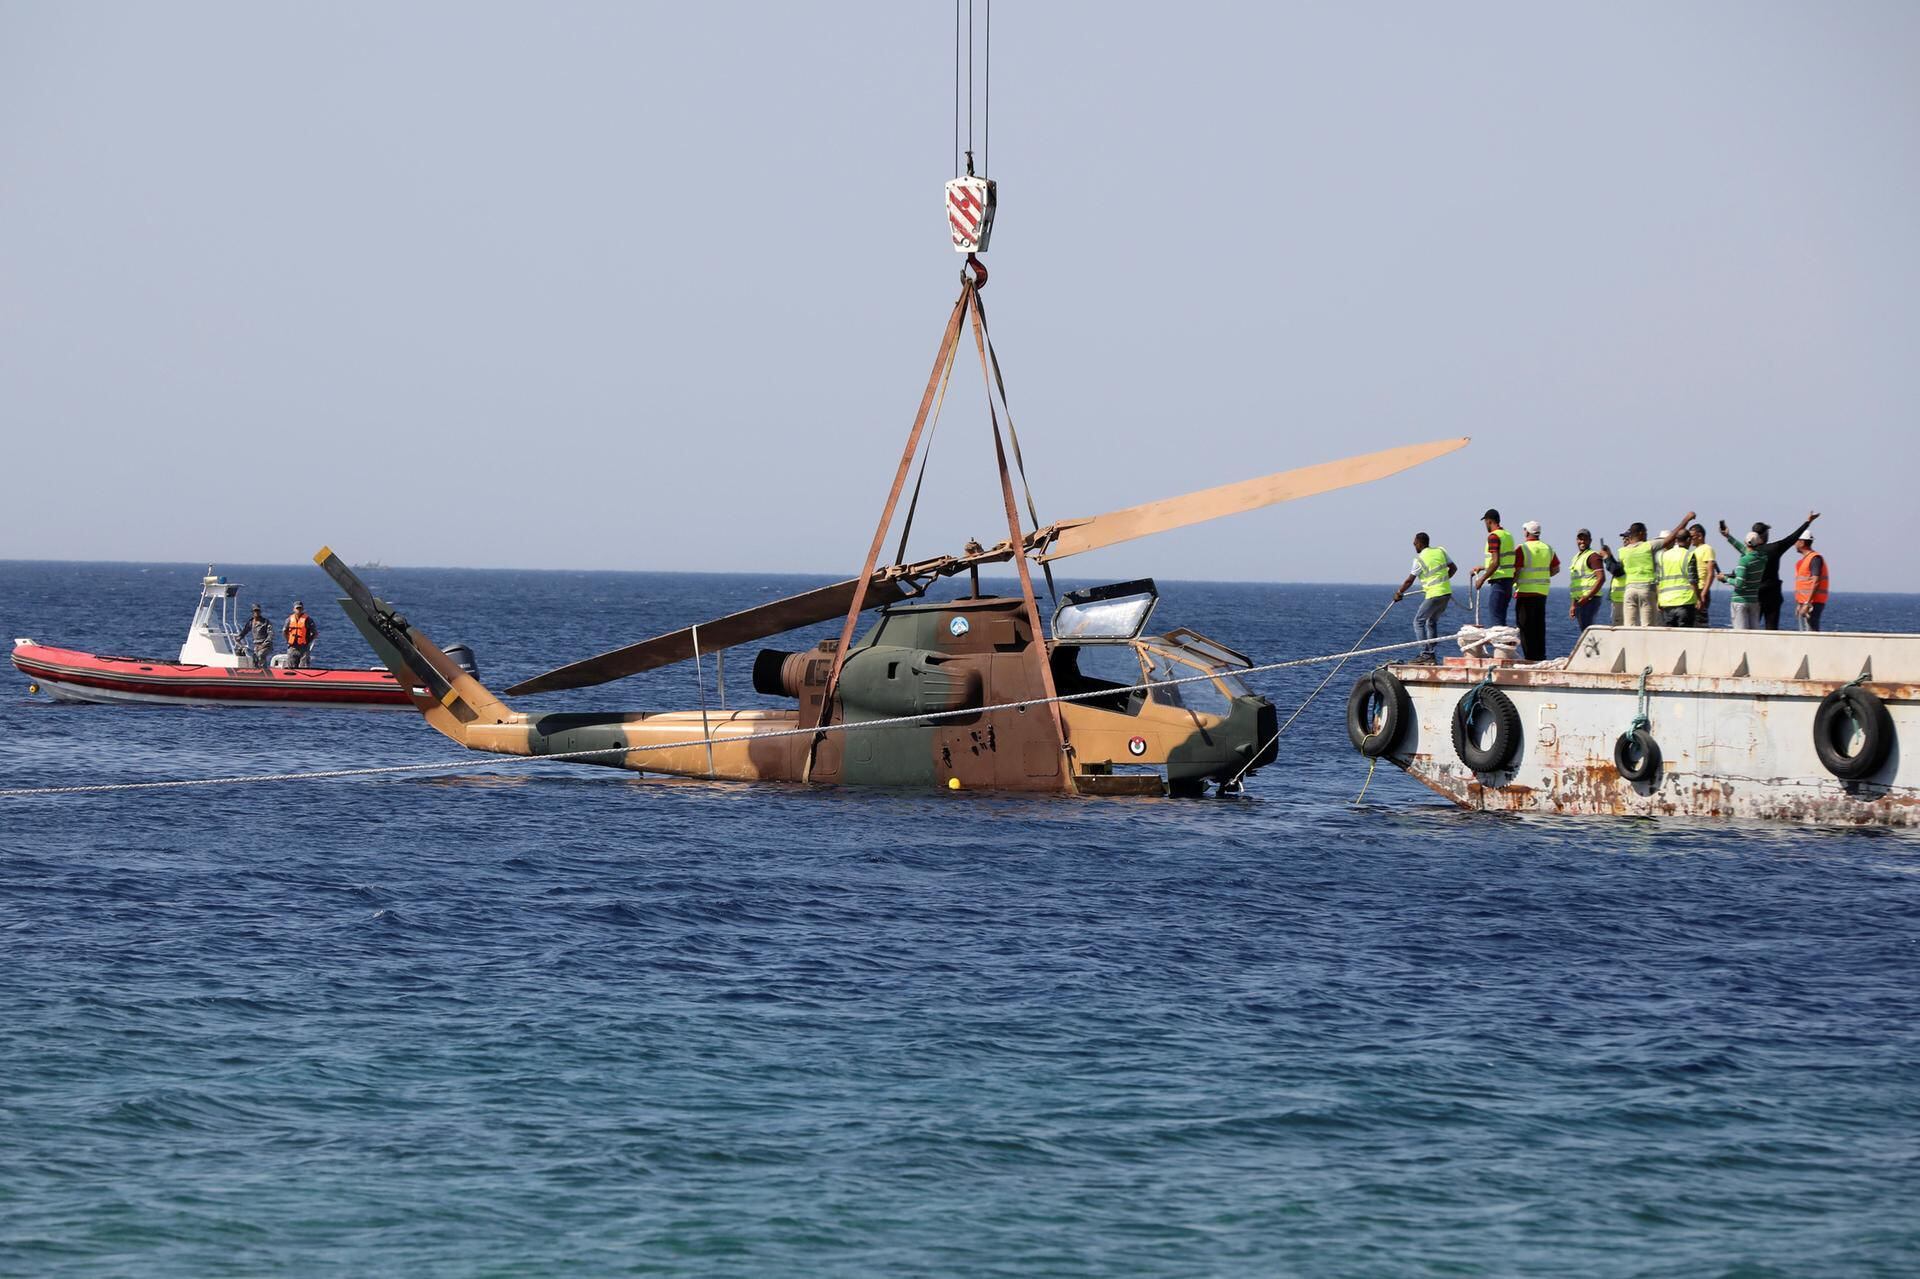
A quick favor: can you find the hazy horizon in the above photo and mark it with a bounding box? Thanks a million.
[5,3,1916,588]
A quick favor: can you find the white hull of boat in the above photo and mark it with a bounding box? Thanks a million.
[1370,628,1919,826]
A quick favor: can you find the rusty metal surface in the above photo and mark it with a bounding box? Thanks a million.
[1374,639,1920,824]
[1390,662,1920,701]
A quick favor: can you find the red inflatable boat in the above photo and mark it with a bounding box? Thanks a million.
[10,568,457,709]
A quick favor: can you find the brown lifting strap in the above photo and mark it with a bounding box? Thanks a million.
[806,271,1073,791]
[806,284,973,780]
[966,286,1074,788]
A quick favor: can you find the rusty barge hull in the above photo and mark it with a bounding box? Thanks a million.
[1377,628,1919,825]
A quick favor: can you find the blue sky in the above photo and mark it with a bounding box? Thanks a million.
[3,2,1915,586]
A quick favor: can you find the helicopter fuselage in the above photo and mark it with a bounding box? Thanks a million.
[341,587,1276,798]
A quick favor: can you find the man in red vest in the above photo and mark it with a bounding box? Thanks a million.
[1794,538,1829,632]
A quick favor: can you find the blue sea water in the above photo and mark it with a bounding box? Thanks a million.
[2,561,1918,1276]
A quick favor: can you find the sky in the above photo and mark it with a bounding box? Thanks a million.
[3,2,1917,587]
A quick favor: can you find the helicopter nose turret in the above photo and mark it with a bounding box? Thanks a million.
[1163,691,1278,795]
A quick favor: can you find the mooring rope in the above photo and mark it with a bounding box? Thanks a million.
[1,629,1473,798]
[1225,595,1400,787]
[1353,754,1379,806]
[1627,664,1653,736]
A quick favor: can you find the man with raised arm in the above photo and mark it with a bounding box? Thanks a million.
[1720,511,1817,630]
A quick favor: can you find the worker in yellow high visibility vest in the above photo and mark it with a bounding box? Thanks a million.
[1512,520,1559,660]
[1612,510,1694,626]
[1467,508,1518,627]
[1654,516,1702,627]
[1393,532,1457,664]
[1565,528,1607,639]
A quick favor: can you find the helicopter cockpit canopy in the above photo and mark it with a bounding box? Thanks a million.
[1053,579,1158,642]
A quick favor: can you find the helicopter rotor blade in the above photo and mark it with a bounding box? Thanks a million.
[1038,436,1469,561]
[503,575,914,696]
[502,438,1464,696]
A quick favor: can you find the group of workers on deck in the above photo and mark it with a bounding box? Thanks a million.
[1393,508,1829,663]
[233,601,320,670]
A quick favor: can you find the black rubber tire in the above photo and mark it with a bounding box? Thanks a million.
[1451,686,1521,773]
[1613,727,1662,784]
[1347,668,1412,758]
[1813,687,1894,781]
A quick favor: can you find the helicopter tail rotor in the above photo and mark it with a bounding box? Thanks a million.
[316,548,516,742]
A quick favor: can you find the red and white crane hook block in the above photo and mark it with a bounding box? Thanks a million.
[945,174,996,253]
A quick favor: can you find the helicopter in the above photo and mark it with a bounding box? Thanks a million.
[307,18,1473,798]
[314,405,1464,797]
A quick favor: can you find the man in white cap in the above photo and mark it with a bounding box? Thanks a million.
[1512,520,1558,660]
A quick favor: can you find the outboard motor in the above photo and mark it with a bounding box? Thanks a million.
[442,642,479,677]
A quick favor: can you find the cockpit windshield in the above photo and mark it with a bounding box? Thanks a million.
[1053,579,1158,641]
[1144,651,1232,717]
[1155,627,1253,696]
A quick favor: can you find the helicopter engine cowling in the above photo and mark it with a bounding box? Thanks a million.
[836,646,982,719]
[751,644,982,719]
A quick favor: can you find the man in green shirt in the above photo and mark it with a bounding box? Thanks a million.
[1718,528,1767,630]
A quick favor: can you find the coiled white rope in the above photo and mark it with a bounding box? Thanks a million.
[0,630,1470,797]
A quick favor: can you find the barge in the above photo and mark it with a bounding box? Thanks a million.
[1347,627,1917,825]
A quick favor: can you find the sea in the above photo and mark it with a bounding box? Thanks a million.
[3,561,1918,1277]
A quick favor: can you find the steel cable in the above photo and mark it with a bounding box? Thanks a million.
[2,629,1473,798]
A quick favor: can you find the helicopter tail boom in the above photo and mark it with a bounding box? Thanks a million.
[316,549,517,746]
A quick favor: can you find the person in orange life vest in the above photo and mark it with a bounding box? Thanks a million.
[1794,538,1830,632]
[283,601,320,669]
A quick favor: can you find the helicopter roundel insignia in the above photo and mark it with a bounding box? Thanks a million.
[1128,735,1147,756]
[949,616,971,637]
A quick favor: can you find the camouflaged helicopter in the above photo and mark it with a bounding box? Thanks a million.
[315,141,1463,795]
[315,422,1464,797]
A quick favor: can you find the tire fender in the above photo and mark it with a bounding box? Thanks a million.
[1451,685,1521,773]
[1347,668,1412,758]
[1613,727,1661,784]
[1813,687,1894,781]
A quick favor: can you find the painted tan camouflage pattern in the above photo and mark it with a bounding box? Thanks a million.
[319,551,1273,796]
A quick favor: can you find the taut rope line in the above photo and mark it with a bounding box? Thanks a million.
[1227,595,1399,787]
[2,630,1469,798]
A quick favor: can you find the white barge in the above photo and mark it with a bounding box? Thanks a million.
[1347,628,1918,825]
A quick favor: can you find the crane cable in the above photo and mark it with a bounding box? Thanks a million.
[954,0,989,176]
